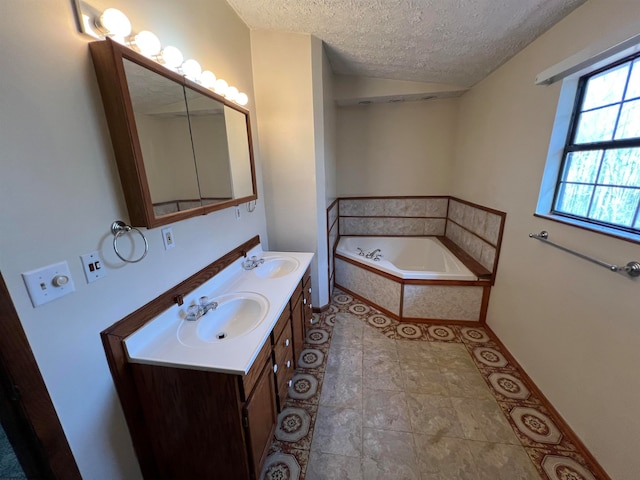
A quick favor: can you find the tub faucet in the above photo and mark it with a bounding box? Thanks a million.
[356,248,365,256]
[366,249,381,259]
[242,255,265,270]
[373,253,383,261]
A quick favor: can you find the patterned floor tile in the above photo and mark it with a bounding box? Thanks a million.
[264,288,606,480]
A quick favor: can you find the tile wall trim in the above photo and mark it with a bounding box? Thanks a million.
[484,324,612,480]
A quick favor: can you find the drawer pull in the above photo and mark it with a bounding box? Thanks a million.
[309,318,315,325]
[285,338,290,347]
[309,303,313,309]
[286,360,291,368]
[288,380,292,388]
[308,287,311,293]
[273,364,278,373]
[303,298,307,305]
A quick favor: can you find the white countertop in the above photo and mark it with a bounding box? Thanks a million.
[124,245,314,376]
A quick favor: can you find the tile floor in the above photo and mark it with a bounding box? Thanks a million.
[260,290,603,480]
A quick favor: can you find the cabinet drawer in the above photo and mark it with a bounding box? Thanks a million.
[239,339,272,402]
[275,347,295,409]
[290,280,303,310]
[303,268,311,288]
[271,307,290,345]
[291,295,305,367]
[303,285,313,327]
[273,322,293,365]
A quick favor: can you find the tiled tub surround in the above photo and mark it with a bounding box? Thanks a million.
[328,196,504,323]
[334,196,505,279]
[335,255,490,322]
[339,197,449,237]
[261,291,608,480]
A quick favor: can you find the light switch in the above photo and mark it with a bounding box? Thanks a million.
[22,261,75,307]
[80,251,107,283]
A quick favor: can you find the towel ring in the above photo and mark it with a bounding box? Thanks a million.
[110,220,148,264]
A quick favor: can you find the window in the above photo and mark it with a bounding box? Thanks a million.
[552,53,640,235]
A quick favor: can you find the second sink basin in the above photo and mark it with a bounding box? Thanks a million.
[254,256,300,279]
[177,292,269,347]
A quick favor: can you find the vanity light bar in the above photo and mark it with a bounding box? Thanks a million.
[73,1,249,106]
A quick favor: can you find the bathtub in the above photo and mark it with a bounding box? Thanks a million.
[336,236,478,281]
[334,236,490,323]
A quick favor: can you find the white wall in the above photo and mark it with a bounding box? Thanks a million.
[0,1,266,478]
[251,31,330,307]
[451,2,640,478]
[323,48,338,206]
[336,99,459,196]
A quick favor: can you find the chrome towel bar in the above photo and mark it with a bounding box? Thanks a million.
[529,231,640,278]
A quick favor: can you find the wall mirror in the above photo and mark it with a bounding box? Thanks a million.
[89,38,257,228]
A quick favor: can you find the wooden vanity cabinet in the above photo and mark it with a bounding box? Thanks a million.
[119,265,312,478]
[130,340,276,480]
[303,271,313,327]
[243,360,278,477]
[272,320,295,410]
[290,268,313,368]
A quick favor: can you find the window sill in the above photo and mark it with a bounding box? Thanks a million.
[533,213,640,246]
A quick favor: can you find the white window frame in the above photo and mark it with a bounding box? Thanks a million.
[536,36,640,244]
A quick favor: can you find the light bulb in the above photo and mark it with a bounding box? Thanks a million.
[200,71,217,89]
[225,86,239,101]
[182,59,202,81]
[236,92,249,106]
[214,78,228,95]
[129,31,161,57]
[97,8,131,38]
[159,46,183,69]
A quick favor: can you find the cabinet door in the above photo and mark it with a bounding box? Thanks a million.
[243,360,277,479]
[291,296,305,367]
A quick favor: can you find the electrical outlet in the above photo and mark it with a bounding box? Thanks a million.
[162,227,175,250]
[22,261,75,307]
[235,206,241,221]
[80,251,107,283]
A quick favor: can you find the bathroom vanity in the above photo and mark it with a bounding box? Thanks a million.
[101,236,313,479]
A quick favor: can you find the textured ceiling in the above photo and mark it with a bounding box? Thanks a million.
[227,0,586,87]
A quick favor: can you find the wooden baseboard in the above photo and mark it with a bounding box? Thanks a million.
[484,324,612,480]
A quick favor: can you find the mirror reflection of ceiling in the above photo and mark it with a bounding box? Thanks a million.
[226,0,586,88]
[124,60,225,117]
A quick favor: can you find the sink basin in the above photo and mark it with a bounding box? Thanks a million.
[254,256,300,279]
[177,292,269,347]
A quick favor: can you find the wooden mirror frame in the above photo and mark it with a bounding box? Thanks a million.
[89,38,257,228]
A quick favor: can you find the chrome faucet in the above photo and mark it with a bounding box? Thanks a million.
[356,248,366,256]
[185,296,219,321]
[242,255,265,270]
[366,249,381,259]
